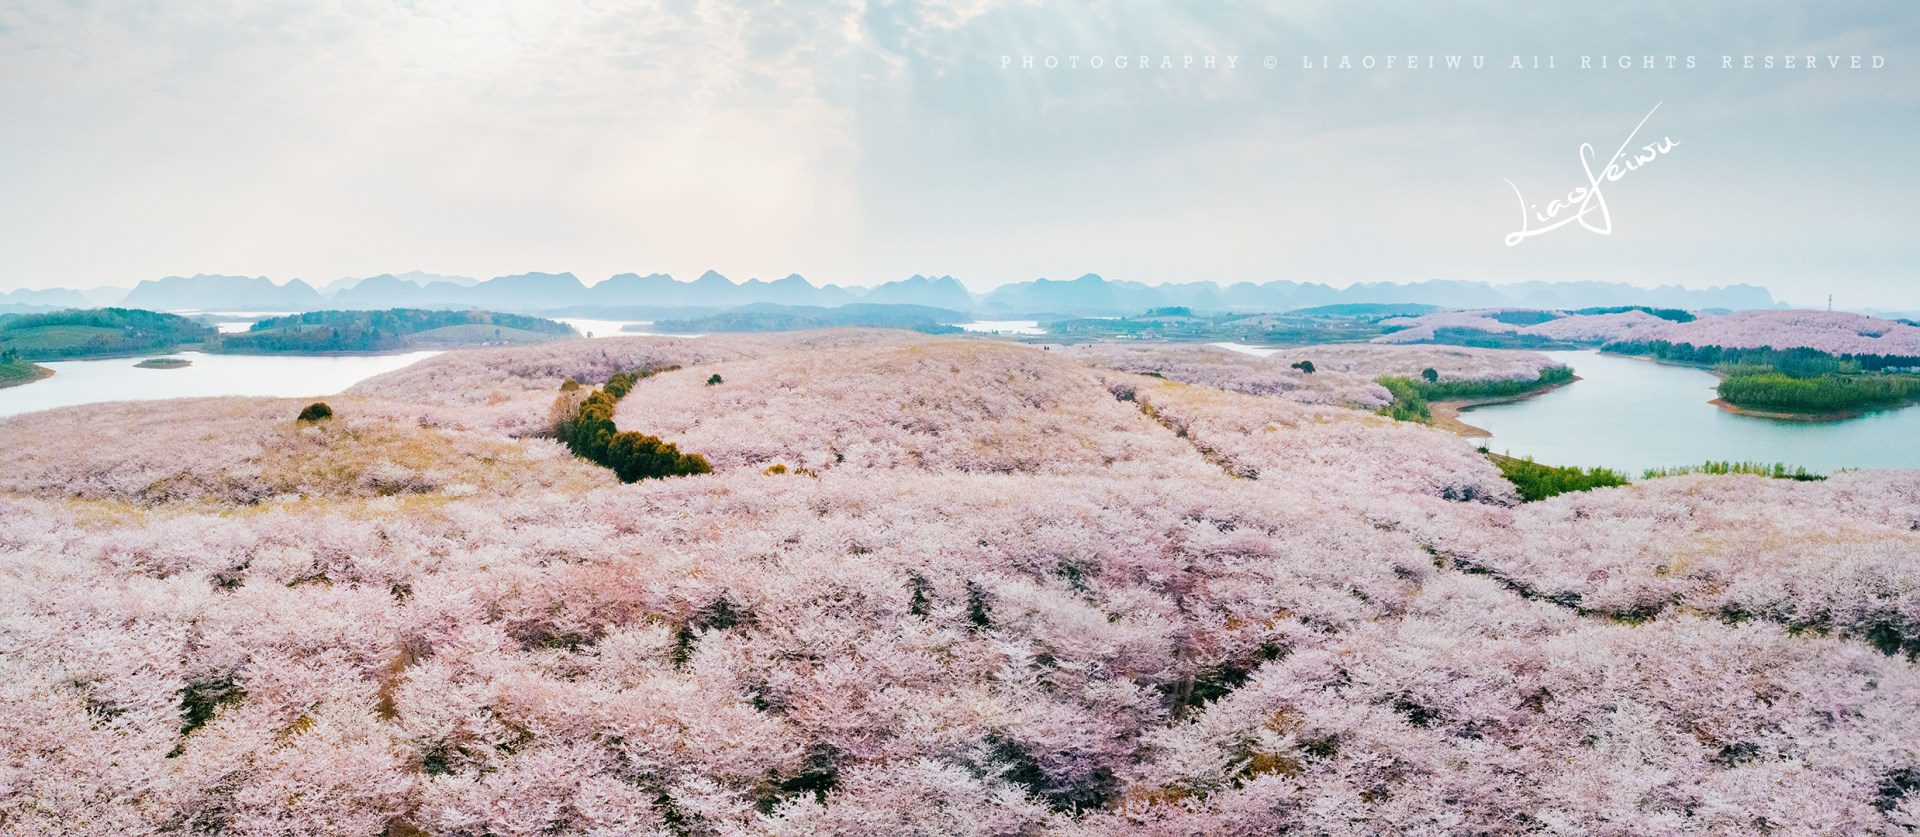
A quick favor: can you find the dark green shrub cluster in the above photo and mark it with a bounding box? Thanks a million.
[1642,461,1825,481]
[707,374,724,386]
[1290,360,1314,374]
[1488,453,1629,502]
[1374,377,1432,423]
[296,402,333,422]
[598,364,678,399]
[554,368,711,482]
[603,372,637,398]
[1716,371,1920,414]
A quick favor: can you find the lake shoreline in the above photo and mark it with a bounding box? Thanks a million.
[0,350,445,419]
[1606,351,1918,423]
[1438,376,1581,438]
[1450,349,1920,474]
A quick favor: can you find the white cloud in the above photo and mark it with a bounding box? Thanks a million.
[0,1,1916,305]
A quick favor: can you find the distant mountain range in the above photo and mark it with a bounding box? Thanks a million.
[318,271,480,296]
[652,303,970,334]
[974,275,1777,315]
[121,275,327,310]
[3,271,1779,317]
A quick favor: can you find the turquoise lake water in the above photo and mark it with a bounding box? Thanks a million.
[1465,350,1920,474]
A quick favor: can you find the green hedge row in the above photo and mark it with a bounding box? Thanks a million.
[554,366,712,482]
[1487,453,1629,502]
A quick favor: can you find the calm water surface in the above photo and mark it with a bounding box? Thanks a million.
[555,318,654,339]
[0,351,441,418]
[961,320,1044,335]
[1209,341,1278,356]
[1466,350,1920,474]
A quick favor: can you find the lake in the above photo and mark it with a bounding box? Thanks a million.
[553,318,665,339]
[960,320,1045,335]
[0,351,442,419]
[1464,350,1920,474]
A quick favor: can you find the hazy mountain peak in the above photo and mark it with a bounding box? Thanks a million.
[121,274,325,311]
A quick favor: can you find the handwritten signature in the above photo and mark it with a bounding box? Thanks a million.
[1503,103,1678,246]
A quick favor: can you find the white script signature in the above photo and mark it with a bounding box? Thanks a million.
[1503,103,1677,246]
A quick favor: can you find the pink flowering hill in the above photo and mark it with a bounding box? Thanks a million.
[1374,308,1677,345]
[1059,342,1567,410]
[1,329,1918,834]
[1635,309,1920,356]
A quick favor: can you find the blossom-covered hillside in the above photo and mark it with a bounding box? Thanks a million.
[1375,309,1673,345]
[1258,342,1566,382]
[1634,309,1920,356]
[1058,342,1565,410]
[1055,342,1369,404]
[2,330,1918,835]
[611,342,1214,478]
[1523,309,1672,343]
[1375,307,1920,357]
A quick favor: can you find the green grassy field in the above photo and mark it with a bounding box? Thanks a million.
[1486,452,1630,501]
[2,325,145,356]
[0,309,216,359]
[0,355,54,388]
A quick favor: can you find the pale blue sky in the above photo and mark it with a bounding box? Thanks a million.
[0,1,1914,306]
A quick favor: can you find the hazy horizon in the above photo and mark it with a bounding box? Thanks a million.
[2,2,1914,307]
[7,269,1788,300]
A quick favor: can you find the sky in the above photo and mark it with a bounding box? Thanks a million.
[0,1,1916,307]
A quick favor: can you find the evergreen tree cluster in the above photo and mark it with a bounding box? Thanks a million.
[553,366,712,482]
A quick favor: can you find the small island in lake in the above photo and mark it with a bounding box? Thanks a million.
[134,357,193,369]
